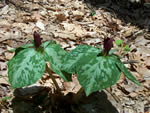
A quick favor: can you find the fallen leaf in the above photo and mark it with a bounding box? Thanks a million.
[4,52,14,60]
[129,92,138,98]
[123,26,137,38]
[31,4,41,11]
[0,5,9,15]
[0,77,9,85]
[55,14,67,22]
[146,57,150,69]
[61,22,87,37]
[36,21,45,30]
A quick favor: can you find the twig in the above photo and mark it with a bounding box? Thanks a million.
[123,60,139,64]
[105,89,120,103]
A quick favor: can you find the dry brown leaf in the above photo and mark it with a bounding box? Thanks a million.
[128,92,138,98]
[12,23,34,34]
[36,21,45,30]
[53,32,75,40]
[72,10,84,16]
[0,77,9,85]
[33,0,41,3]
[61,22,87,37]
[123,26,137,38]
[63,82,75,94]
[145,56,150,69]
[55,14,67,22]
[72,75,81,93]
[63,75,81,95]
[0,19,11,27]
[0,61,7,76]
[4,52,14,60]
[0,5,9,15]
[31,4,41,11]
[0,48,4,55]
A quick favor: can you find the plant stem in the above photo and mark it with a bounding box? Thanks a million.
[123,60,139,64]
[46,64,61,92]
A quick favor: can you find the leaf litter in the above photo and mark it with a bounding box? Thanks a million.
[0,0,150,113]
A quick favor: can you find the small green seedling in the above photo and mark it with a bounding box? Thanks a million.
[124,45,130,51]
[115,39,123,47]
[91,11,96,16]
[1,96,11,101]
[115,39,131,54]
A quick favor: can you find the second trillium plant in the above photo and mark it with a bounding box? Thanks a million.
[62,38,141,95]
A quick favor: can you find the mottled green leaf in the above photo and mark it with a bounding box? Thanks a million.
[9,43,34,52]
[116,61,141,86]
[8,48,46,88]
[44,43,71,81]
[41,40,56,49]
[62,45,99,74]
[108,49,117,55]
[77,55,121,96]
[41,41,51,48]
[10,44,34,57]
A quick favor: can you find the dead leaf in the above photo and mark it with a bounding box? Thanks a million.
[0,61,8,76]
[36,21,45,30]
[129,92,138,98]
[31,4,41,11]
[0,48,4,55]
[0,77,9,85]
[4,52,14,60]
[0,5,9,15]
[55,14,67,22]
[123,26,137,38]
[0,19,11,27]
[72,10,84,16]
[146,57,150,69]
[53,32,75,40]
[61,22,87,37]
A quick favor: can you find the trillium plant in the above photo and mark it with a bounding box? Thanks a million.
[8,31,71,90]
[8,32,141,99]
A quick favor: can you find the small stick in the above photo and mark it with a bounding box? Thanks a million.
[46,64,61,92]
[123,60,139,64]
[105,89,120,103]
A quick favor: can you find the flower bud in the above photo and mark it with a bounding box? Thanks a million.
[34,31,42,48]
[104,38,114,55]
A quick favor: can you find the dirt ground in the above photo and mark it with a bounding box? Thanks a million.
[0,0,150,113]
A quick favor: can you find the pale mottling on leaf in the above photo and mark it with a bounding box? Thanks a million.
[77,56,121,96]
[8,48,45,88]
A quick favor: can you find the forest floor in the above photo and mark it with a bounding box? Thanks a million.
[0,0,150,113]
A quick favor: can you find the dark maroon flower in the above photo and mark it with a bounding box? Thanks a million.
[104,38,114,55]
[34,31,42,48]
